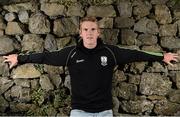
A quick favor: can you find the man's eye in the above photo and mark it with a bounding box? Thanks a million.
[84,29,88,31]
[92,28,96,31]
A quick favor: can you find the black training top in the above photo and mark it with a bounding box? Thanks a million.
[18,39,164,113]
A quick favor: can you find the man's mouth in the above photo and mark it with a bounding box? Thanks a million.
[87,37,93,39]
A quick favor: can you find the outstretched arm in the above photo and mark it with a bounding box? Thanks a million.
[3,46,76,69]
[3,54,18,69]
[163,53,179,66]
[111,45,179,66]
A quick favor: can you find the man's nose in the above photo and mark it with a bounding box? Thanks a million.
[87,30,93,34]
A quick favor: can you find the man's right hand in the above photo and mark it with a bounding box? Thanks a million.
[3,54,18,69]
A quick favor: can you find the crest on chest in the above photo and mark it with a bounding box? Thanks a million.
[100,56,108,66]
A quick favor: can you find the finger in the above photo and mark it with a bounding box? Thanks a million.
[9,64,14,69]
[172,58,178,62]
[167,62,174,67]
[3,56,9,59]
[173,55,179,58]
[172,53,179,56]
[3,59,10,63]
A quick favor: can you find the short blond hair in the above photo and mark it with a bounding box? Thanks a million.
[80,16,99,29]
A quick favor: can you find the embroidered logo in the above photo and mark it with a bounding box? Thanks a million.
[76,59,84,63]
[101,56,108,66]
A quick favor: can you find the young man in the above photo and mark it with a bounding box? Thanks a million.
[3,17,179,117]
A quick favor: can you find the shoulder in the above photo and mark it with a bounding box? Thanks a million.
[55,45,76,53]
[104,44,124,51]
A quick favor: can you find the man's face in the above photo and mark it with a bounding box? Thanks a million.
[80,21,100,46]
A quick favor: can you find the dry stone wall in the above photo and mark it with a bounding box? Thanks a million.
[0,0,180,116]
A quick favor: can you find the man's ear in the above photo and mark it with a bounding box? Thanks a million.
[97,28,101,36]
[79,30,82,37]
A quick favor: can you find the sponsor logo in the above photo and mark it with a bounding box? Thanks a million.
[76,59,84,63]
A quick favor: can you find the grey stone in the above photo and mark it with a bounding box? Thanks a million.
[44,34,58,52]
[30,79,40,90]
[159,24,177,36]
[18,10,29,23]
[0,57,9,77]
[5,12,16,21]
[0,77,12,86]
[132,0,152,20]
[0,95,9,112]
[174,9,180,20]
[112,97,120,115]
[41,3,65,17]
[155,5,172,24]
[29,12,50,34]
[0,30,4,36]
[14,79,30,87]
[128,74,141,85]
[0,15,6,30]
[167,63,180,71]
[19,87,31,102]
[174,72,180,89]
[116,82,137,100]
[56,37,72,49]
[11,64,41,79]
[121,29,137,45]
[53,17,79,37]
[0,36,15,55]
[154,99,180,115]
[44,65,64,76]
[175,20,180,36]
[44,65,62,88]
[100,29,119,45]
[98,18,113,28]
[12,103,33,112]
[87,5,116,17]
[0,78,14,95]
[0,0,31,5]
[150,0,169,4]
[117,1,132,17]
[140,73,171,95]
[67,3,85,17]
[134,17,159,34]
[147,95,166,101]
[160,37,180,49]
[130,62,147,74]
[114,70,126,83]
[49,75,61,89]
[121,99,154,114]
[22,34,44,52]
[114,17,135,28]
[40,75,54,91]
[48,0,77,3]
[10,85,21,98]
[64,75,71,91]
[4,89,11,101]
[146,62,168,73]
[168,90,180,104]
[5,22,25,35]
[87,0,114,5]
[3,2,38,13]
[137,34,158,46]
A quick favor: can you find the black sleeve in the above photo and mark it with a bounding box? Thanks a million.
[17,46,76,66]
[111,45,164,65]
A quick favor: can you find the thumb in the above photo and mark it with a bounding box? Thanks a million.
[167,62,174,67]
[9,62,17,69]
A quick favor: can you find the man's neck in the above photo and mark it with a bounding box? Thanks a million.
[83,42,97,49]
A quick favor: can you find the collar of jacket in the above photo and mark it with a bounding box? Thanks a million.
[76,38,105,54]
